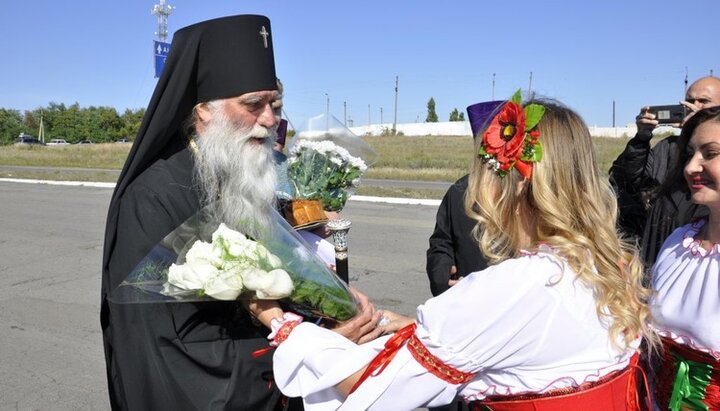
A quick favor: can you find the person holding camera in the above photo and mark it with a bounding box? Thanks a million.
[609,76,720,269]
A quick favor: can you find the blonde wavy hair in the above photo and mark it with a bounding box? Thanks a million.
[465,98,657,350]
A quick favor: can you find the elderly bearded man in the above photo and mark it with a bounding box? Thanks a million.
[101,15,382,411]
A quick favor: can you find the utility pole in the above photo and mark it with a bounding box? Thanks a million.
[343,101,347,126]
[38,113,45,143]
[612,100,617,138]
[492,73,496,100]
[393,76,399,132]
[685,67,689,97]
[380,107,384,125]
[368,104,371,126]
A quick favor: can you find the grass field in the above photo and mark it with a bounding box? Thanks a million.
[0,135,640,198]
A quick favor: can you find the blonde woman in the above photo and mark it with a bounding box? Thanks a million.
[252,93,657,410]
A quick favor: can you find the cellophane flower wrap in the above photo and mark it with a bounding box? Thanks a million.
[287,113,378,211]
[109,204,359,321]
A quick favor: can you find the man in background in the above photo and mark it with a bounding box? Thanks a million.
[424,101,501,411]
[425,100,501,297]
[610,76,720,267]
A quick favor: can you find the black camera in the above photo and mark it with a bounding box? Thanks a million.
[648,104,686,124]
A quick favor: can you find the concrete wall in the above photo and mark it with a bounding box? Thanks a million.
[350,122,471,137]
[350,121,640,138]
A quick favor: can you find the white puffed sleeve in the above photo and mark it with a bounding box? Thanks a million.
[274,250,633,409]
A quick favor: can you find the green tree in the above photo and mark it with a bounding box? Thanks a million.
[92,106,124,142]
[50,103,84,142]
[449,108,466,122]
[0,109,24,144]
[0,101,149,144]
[23,111,38,133]
[426,97,438,123]
[119,108,145,140]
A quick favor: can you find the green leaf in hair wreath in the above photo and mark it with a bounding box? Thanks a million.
[524,104,546,130]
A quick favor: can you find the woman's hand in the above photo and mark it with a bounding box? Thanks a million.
[327,287,385,344]
[379,310,415,334]
[244,299,284,329]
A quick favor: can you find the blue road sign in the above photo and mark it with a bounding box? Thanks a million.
[153,41,171,78]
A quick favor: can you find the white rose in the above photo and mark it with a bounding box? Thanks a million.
[203,270,243,301]
[211,223,255,260]
[255,269,294,299]
[241,267,274,292]
[184,240,224,267]
[220,258,254,273]
[253,243,283,269]
[167,260,218,290]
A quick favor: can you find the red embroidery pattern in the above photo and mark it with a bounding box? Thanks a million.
[349,323,475,395]
[407,335,475,384]
[274,320,302,346]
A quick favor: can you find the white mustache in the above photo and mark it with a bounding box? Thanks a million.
[245,124,276,140]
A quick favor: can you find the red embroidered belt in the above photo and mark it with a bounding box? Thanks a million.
[655,337,720,410]
[471,354,643,411]
[349,323,475,394]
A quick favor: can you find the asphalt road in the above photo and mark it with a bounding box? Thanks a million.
[0,180,439,410]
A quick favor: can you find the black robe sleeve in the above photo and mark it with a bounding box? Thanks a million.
[426,175,487,297]
[609,134,655,239]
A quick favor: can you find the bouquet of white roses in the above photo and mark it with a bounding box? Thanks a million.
[164,223,293,301]
[110,204,359,321]
[286,113,378,214]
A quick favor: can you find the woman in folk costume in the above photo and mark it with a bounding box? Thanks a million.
[648,106,720,410]
[251,92,657,410]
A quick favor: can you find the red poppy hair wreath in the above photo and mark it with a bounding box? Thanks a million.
[478,90,545,179]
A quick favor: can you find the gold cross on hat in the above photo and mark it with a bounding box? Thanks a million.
[259,26,269,48]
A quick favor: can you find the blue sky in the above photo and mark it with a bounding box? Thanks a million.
[1,0,717,129]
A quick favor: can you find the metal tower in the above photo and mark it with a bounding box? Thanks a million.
[151,0,174,42]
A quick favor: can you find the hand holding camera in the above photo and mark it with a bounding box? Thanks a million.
[647,105,686,125]
[634,104,686,141]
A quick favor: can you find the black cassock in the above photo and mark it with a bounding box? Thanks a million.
[102,149,298,410]
[426,175,488,297]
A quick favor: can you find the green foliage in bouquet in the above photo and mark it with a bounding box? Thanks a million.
[287,139,367,212]
[287,276,356,321]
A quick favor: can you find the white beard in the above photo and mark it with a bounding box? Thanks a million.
[193,112,278,239]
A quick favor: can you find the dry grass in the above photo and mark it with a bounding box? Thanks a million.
[0,136,635,183]
[365,135,633,178]
[0,144,130,169]
[356,186,449,199]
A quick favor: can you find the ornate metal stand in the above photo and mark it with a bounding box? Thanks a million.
[326,219,352,284]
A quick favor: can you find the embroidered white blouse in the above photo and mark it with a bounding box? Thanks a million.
[273,246,639,411]
[650,220,720,358]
